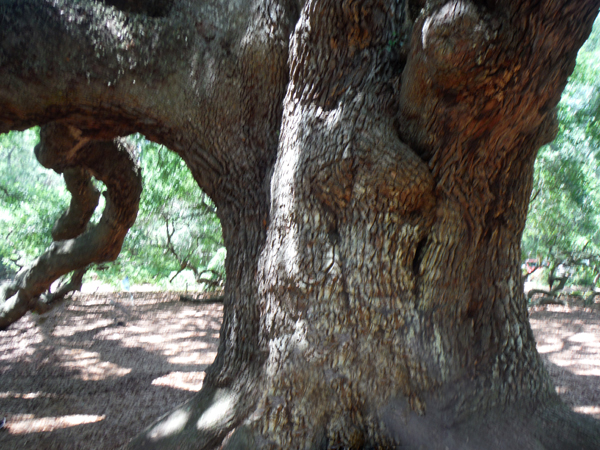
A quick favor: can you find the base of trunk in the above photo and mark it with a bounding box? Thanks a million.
[128,378,600,450]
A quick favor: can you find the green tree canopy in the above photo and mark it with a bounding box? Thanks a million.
[522,17,600,287]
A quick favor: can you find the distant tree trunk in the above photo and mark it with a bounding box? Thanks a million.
[1,1,599,449]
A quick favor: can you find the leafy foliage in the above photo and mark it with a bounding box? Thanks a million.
[0,129,69,277]
[100,136,225,290]
[522,18,600,287]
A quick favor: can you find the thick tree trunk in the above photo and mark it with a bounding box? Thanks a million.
[1,0,600,449]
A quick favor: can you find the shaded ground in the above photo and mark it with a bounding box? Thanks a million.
[529,295,600,420]
[0,292,598,449]
[0,292,222,449]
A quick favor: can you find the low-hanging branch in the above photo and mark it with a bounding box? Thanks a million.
[0,122,142,330]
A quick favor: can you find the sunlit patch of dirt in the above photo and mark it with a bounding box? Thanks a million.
[6,413,105,434]
[0,292,222,450]
[529,296,600,420]
[151,371,206,392]
[0,292,598,449]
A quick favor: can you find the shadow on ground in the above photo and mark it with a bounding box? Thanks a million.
[0,292,222,450]
[0,293,598,449]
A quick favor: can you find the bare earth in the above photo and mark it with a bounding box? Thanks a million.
[0,292,598,449]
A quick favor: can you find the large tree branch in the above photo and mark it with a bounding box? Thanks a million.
[0,122,142,329]
[0,0,299,204]
[0,0,191,135]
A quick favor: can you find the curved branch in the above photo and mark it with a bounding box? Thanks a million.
[51,167,101,241]
[0,122,142,330]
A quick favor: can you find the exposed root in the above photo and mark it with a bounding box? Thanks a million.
[134,393,600,450]
[0,123,142,330]
[127,384,257,450]
[527,289,567,306]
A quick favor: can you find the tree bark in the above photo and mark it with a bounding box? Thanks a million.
[1,0,599,449]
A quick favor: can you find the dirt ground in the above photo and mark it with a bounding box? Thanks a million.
[0,292,599,449]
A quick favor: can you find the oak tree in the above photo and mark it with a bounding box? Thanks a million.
[1,0,599,449]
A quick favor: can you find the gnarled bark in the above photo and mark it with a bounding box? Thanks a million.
[1,0,599,449]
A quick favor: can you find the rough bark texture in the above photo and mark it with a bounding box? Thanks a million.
[1,0,600,449]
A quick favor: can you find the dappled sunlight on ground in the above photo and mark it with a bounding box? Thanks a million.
[6,413,105,434]
[0,292,222,449]
[1,292,597,449]
[57,348,132,381]
[530,300,600,419]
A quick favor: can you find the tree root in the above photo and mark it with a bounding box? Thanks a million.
[527,289,567,306]
[179,294,224,304]
[127,384,257,450]
[127,391,600,450]
[535,296,567,306]
[0,123,142,330]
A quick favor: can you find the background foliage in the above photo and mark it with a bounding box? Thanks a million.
[0,128,69,279]
[522,17,600,288]
[0,132,224,291]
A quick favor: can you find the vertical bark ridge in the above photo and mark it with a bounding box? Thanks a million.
[249,1,444,447]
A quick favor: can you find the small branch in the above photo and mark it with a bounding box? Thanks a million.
[169,264,187,282]
[34,268,87,314]
[529,188,541,204]
[195,277,222,288]
[8,257,23,270]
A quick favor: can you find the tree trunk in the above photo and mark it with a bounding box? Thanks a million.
[1,0,599,449]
